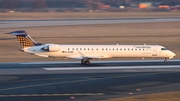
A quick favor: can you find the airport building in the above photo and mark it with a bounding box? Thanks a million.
[0,0,180,8]
[0,0,180,12]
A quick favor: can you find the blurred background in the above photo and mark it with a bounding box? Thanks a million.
[0,0,180,12]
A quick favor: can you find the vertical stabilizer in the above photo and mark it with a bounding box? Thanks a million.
[7,30,42,48]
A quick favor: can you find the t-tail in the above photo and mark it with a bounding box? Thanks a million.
[6,30,42,48]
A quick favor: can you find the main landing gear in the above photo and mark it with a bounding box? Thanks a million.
[81,59,90,65]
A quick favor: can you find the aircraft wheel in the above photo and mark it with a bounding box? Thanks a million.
[164,58,167,63]
[81,60,84,64]
[81,59,90,65]
[85,61,90,65]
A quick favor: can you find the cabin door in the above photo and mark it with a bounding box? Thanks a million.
[152,47,158,57]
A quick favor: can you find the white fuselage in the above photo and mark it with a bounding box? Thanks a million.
[22,44,176,60]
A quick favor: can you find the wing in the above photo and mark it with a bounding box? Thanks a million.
[66,54,111,60]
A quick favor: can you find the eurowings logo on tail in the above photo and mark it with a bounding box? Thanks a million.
[17,35,34,48]
[6,30,42,48]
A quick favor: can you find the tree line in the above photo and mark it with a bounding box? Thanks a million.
[0,0,180,9]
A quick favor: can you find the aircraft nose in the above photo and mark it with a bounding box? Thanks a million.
[170,51,176,57]
[172,52,176,56]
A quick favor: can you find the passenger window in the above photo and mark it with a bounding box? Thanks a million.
[76,48,78,50]
[68,48,70,50]
[72,48,74,50]
[84,48,86,50]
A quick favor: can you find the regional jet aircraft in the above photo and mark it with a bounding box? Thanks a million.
[7,30,176,65]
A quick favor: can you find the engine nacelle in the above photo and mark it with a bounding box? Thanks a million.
[42,44,60,52]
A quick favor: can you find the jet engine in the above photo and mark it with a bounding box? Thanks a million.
[42,44,60,52]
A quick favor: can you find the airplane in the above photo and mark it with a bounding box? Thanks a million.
[7,30,176,65]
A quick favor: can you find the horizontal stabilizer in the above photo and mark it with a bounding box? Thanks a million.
[9,30,27,36]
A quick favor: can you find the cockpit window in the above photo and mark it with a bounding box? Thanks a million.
[161,48,168,50]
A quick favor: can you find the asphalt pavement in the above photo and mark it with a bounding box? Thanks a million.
[1,18,180,28]
[0,60,180,101]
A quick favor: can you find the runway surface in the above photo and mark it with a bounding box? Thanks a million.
[0,60,180,75]
[0,18,180,28]
[0,60,180,101]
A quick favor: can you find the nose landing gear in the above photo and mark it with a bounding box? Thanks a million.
[164,58,167,63]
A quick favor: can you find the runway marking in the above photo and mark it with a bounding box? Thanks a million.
[2,74,120,83]
[19,60,180,64]
[0,93,104,97]
[0,72,168,92]
[44,65,180,70]
[2,76,89,83]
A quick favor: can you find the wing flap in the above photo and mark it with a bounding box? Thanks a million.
[66,54,110,59]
